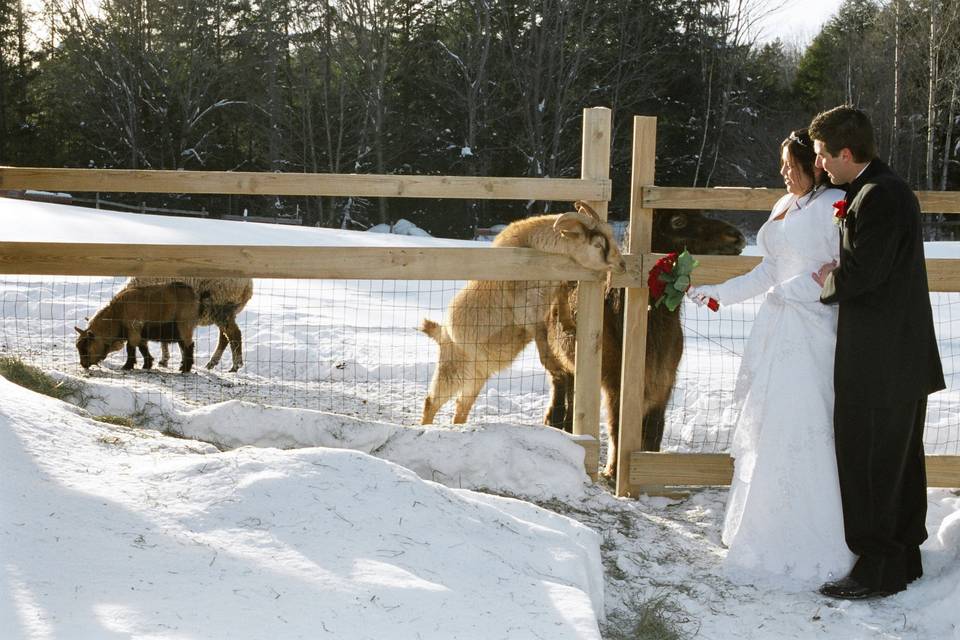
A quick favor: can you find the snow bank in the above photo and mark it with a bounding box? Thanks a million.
[180,400,591,501]
[0,376,603,639]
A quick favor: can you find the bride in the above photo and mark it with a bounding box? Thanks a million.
[688,128,855,590]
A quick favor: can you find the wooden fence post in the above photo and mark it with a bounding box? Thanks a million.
[572,106,612,479]
[615,116,657,496]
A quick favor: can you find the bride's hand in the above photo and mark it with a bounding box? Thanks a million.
[687,285,720,307]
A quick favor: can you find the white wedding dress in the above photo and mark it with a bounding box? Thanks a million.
[715,186,856,590]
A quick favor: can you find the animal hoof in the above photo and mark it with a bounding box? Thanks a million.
[206,362,215,370]
[158,361,169,368]
[229,365,240,373]
[121,363,134,371]
[142,361,153,370]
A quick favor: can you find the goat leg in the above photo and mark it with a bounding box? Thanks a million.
[138,343,154,370]
[226,320,243,371]
[206,327,229,369]
[158,342,169,367]
[179,340,195,373]
[421,396,439,425]
[122,343,137,370]
[453,378,485,423]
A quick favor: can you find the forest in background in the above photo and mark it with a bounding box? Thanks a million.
[1,0,958,237]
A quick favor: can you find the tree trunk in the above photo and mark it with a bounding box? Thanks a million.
[926,0,938,191]
[890,0,901,168]
[941,81,956,191]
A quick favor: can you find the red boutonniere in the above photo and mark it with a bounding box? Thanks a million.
[647,249,718,312]
[832,199,848,226]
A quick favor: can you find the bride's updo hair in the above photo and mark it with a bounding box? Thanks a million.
[781,128,827,189]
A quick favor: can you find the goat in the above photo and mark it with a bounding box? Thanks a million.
[541,210,746,477]
[75,282,203,373]
[126,277,253,371]
[420,201,626,425]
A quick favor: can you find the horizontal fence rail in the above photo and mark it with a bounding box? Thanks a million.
[0,241,639,282]
[7,242,958,293]
[643,185,960,214]
[0,167,610,202]
[629,452,960,489]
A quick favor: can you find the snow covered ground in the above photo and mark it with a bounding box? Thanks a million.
[2,199,959,639]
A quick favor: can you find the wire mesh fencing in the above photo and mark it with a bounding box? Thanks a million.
[662,293,960,456]
[1,275,958,455]
[0,275,557,428]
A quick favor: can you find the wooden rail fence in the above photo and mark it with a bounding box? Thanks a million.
[1,109,958,495]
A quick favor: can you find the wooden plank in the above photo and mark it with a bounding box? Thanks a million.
[0,242,608,281]
[572,107,612,459]
[616,116,657,498]
[657,254,762,286]
[629,452,734,487]
[637,253,960,293]
[0,167,609,202]
[643,185,960,214]
[642,186,784,212]
[569,435,601,482]
[918,192,960,214]
[928,455,960,488]
[627,452,960,489]
[925,259,960,292]
[5,242,955,293]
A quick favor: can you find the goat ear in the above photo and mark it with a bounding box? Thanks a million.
[554,213,585,238]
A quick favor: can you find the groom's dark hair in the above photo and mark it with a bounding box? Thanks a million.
[809,105,878,162]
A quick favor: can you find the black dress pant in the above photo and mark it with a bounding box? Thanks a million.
[833,398,928,593]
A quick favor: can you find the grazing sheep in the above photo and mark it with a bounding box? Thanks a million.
[420,201,626,425]
[126,277,253,371]
[541,210,746,477]
[75,282,202,373]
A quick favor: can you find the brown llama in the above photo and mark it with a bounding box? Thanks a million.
[541,210,746,477]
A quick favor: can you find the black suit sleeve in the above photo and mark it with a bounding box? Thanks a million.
[821,183,905,304]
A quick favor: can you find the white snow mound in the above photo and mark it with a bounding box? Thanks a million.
[0,377,603,639]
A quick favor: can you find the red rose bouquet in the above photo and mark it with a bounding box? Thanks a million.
[832,199,848,226]
[648,249,718,312]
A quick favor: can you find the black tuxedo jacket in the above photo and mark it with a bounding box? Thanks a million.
[820,159,945,407]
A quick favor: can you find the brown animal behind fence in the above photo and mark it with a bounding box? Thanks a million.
[126,277,253,371]
[541,210,746,477]
[74,282,203,373]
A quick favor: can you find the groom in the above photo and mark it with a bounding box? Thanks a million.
[810,106,945,599]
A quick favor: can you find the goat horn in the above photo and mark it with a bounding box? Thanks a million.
[573,200,600,229]
[574,201,601,223]
[74,326,85,335]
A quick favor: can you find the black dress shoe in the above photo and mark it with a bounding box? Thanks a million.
[818,576,891,600]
